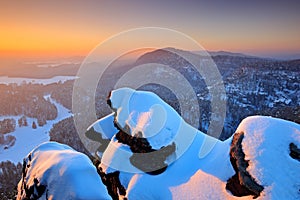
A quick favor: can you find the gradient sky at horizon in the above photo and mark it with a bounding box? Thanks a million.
[1,0,300,59]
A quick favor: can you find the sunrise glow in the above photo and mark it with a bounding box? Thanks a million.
[1,1,300,59]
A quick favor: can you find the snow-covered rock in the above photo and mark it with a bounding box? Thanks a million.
[126,118,300,199]
[97,88,233,175]
[91,88,300,199]
[17,142,111,200]
[233,116,300,199]
[95,88,235,198]
[17,88,300,199]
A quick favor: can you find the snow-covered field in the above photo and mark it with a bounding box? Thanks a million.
[0,76,78,85]
[0,96,72,164]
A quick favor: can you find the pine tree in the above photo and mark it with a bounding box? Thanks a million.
[32,121,37,129]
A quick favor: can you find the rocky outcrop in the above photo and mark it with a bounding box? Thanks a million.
[20,177,46,200]
[226,132,264,198]
[290,143,300,162]
[17,142,110,200]
[18,153,46,200]
[94,158,126,200]
[116,130,176,175]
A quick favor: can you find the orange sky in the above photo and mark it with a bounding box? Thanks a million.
[1,0,300,59]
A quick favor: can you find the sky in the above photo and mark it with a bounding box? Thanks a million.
[1,0,300,60]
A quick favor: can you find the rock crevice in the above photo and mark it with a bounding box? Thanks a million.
[94,158,127,200]
[226,132,264,198]
[116,130,176,175]
[289,143,300,162]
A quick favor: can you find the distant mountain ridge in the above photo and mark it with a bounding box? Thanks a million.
[1,48,299,79]
[208,50,258,58]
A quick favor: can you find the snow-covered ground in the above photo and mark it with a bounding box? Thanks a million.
[0,96,72,164]
[0,76,78,85]
[169,170,248,200]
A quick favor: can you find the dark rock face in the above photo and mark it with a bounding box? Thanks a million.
[116,130,153,153]
[290,143,300,162]
[94,159,126,200]
[226,132,264,198]
[116,130,176,175]
[18,155,47,200]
